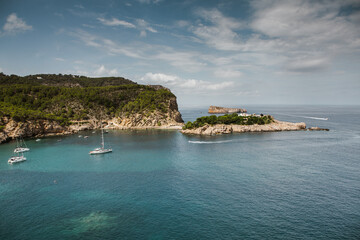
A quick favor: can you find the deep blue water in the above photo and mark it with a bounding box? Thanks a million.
[0,105,359,239]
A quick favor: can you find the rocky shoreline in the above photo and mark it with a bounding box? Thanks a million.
[181,120,307,135]
[0,110,184,144]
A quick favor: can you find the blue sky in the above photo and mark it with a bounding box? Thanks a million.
[0,0,359,107]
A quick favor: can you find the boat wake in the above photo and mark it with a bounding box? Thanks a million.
[275,113,328,121]
[188,140,233,144]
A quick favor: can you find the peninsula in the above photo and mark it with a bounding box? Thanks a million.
[0,73,184,143]
[208,105,247,114]
[181,113,306,135]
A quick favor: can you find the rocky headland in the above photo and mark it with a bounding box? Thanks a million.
[181,120,307,135]
[0,73,184,143]
[208,106,247,114]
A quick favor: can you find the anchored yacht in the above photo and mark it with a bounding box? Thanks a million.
[89,126,112,155]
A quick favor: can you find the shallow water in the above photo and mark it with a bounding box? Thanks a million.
[1,105,359,239]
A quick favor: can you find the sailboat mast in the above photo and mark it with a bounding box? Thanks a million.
[101,128,105,149]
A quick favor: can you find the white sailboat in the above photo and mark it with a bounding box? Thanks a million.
[89,127,112,155]
[8,152,26,164]
[14,136,30,153]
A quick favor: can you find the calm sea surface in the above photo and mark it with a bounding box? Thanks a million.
[0,105,359,239]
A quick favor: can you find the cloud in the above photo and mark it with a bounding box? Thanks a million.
[2,13,32,35]
[54,57,65,62]
[97,17,157,37]
[70,30,208,72]
[98,17,136,28]
[191,9,243,51]
[137,0,162,4]
[189,1,360,74]
[141,72,234,92]
[214,69,243,78]
[285,57,330,72]
[93,65,118,76]
[136,19,157,37]
[141,72,178,83]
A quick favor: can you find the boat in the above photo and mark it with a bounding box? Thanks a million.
[36,139,41,142]
[8,153,26,164]
[89,127,112,155]
[14,136,30,153]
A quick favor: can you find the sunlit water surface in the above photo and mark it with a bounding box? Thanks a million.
[0,105,359,239]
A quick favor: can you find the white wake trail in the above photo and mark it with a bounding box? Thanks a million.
[274,113,328,121]
[188,140,233,144]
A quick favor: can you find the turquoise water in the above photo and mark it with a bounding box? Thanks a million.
[1,105,359,239]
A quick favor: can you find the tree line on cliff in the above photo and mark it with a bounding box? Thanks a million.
[0,73,176,128]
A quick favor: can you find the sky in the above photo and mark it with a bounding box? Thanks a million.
[0,0,359,107]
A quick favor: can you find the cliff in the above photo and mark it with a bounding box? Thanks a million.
[0,73,184,143]
[181,120,306,135]
[208,106,247,114]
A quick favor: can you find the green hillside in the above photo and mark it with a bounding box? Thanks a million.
[0,73,178,127]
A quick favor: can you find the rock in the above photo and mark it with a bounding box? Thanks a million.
[181,120,307,135]
[208,106,247,114]
[308,127,329,131]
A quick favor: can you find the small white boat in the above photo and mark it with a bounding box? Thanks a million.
[8,155,26,164]
[36,139,41,142]
[14,136,30,153]
[14,147,30,153]
[89,126,112,155]
[78,135,83,138]
[89,147,112,155]
[84,136,89,139]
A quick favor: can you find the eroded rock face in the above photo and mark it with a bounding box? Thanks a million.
[0,96,185,143]
[208,106,247,114]
[0,118,69,143]
[181,120,306,135]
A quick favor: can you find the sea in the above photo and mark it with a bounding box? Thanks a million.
[0,105,359,240]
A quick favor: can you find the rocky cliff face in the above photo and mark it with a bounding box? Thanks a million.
[208,106,247,114]
[0,94,183,144]
[181,120,306,135]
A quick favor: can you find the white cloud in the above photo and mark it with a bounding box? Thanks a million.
[136,19,157,37]
[189,2,360,74]
[93,65,118,76]
[140,72,234,92]
[141,72,178,83]
[214,69,243,78]
[137,0,162,4]
[285,57,330,72]
[97,17,157,37]
[2,13,32,35]
[191,9,243,51]
[54,57,65,62]
[98,17,136,28]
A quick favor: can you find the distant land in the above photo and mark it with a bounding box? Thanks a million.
[0,73,184,143]
[208,106,247,114]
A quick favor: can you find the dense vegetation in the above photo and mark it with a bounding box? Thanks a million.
[0,73,135,87]
[0,73,175,126]
[183,113,274,130]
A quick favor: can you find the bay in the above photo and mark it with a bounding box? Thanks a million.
[0,105,359,239]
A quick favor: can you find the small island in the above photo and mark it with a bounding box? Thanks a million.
[181,113,307,135]
[208,106,247,114]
